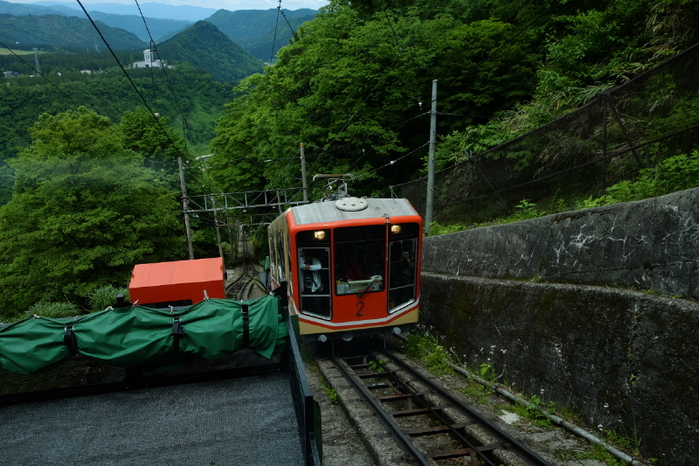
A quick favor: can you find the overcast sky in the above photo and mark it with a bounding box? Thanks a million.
[17,0,331,10]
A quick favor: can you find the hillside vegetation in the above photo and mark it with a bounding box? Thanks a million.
[156,21,264,82]
[208,0,699,203]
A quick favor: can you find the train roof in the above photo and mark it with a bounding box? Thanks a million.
[290,197,419,226]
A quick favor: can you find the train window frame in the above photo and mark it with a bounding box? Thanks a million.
[388,223,419,313]
[298,246,332,320]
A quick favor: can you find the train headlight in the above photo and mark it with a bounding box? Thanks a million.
[390,224,401,234]
[314,230,326,240]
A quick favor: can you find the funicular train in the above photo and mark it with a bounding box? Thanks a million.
[268,178,422,341]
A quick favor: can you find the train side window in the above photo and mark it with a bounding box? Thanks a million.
[388,237,417,312]
[299,247,331,319]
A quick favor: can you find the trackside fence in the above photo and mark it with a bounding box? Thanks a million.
[394,41,699,224]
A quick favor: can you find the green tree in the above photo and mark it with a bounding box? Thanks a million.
[0,107,185,318]
[209,3,541,195]
[119,107,185,163]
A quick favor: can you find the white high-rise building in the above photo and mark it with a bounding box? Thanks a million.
[133,49,170,69]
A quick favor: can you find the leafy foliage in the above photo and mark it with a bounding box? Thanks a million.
[0,107,185,320]
[578,151,699,208]
[403,332,453,375]
[15,301,81,321]
[0,65,229,163]
[88,285,130,312]
[209,3,540,196]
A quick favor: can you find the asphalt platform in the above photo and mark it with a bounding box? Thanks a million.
[0,371,304,466]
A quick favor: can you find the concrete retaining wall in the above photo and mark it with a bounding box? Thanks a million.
[423,187,699,299]
[420,187,699,465]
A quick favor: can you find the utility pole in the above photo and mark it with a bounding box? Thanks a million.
[212,196,224,261]
[178,157,194,260]
[300,142,308,202]
[32,48,41,75]
[425,79,437,235]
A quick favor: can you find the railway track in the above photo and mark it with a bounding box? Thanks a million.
[324,349,556,466]
[225,228,261,301]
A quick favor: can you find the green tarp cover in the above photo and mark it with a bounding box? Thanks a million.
[0,295,288,376]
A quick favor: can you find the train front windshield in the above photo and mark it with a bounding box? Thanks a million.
[334,225,386,295]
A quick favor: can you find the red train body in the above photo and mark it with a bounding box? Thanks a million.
[268,196,421,340]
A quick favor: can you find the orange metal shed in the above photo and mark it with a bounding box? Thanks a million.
[129,257,226,306]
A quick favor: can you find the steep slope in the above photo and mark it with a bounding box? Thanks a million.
[0,13,146,51]
[206,8,317,61]
[156,21,264,83]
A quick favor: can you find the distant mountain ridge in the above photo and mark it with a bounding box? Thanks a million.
[207,8,317,61]
[0,0,194,42]
[34,1,218,21]
[0,13,146,51]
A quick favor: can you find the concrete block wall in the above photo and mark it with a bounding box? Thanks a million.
[423,187,699,299]
[420,187,699,465]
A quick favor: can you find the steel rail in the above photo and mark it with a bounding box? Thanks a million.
[226,228,259,301]
[330,354,432,466]
[369,355,499,466]
[385,351,554,466]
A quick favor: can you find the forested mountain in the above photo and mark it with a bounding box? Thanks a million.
[0,62,231,181]
[207,9,317,61]
[0,13,146,51]
[156,21,264,83]
[0,20,261,170]
[0,1,318,59]
[0,0,194,43]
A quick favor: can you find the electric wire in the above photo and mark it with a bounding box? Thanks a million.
[0,40,67,96]
[270,0,283,64]
[76,0,188,162]
[321,0,440,154]
[133,0,191,154]
[279,8,300,42]
[348,1,562,180]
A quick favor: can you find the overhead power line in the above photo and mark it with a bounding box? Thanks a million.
[76,0,188,161]
[133,0,191,153]
[0,40,66,96]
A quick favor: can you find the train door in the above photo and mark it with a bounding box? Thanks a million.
[388,223,419,312]
[334,225,386,322]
